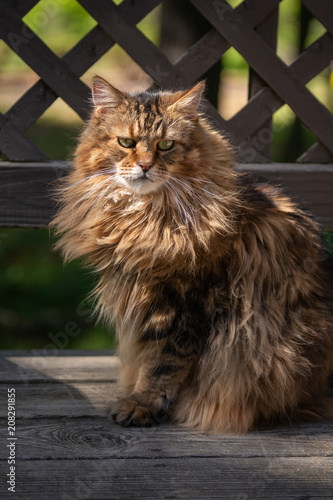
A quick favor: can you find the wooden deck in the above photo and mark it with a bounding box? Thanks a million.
[1,351,333,499]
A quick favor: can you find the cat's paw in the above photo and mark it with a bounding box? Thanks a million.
[111,395,170,428]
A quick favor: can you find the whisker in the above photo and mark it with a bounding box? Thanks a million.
[164,181,190,229]
[164,174,207,209]
[164,178,201,237]
[70,177,118,210]
[62,168,118,191]
[163,173,232,234]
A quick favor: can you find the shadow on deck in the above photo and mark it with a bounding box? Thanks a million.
[0,351,332,499]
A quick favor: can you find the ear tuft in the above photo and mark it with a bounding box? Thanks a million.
[92,76,127,113]
[169,81,205,117]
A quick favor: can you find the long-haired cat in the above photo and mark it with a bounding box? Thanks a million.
[52,77,333,433]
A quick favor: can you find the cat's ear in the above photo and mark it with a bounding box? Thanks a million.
[92,76,128,114]
[168,81,205,118]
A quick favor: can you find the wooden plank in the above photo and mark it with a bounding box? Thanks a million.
[0,416,332,460]
[1,354,333,461]
[0,353,119,383]
[0,162,332,228]
[238,164,333,228]
[191,0,333,155]
[1,457,332,499]
[0,351,332,498]
[0,381,119,418]
[0,162,65,227]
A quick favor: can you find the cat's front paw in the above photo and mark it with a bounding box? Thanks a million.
[112,394,170,428]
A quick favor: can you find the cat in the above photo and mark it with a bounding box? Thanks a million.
[52,76,333,433]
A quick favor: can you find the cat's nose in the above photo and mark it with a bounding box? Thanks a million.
[138,160,153,173]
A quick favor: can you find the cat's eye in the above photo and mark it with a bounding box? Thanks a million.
[157,140,174,151]
[118,137,136,148]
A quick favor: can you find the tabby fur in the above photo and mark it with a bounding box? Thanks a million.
[52,77,333,432]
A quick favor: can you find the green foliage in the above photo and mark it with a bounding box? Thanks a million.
[0,228,115,350]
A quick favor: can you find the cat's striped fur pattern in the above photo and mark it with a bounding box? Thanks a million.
[52,77,333,432]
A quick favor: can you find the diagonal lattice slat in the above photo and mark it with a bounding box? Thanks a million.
[191,0,333,156]
[228,33,333,157]
[0,0,332,163]
[0,0,162,161]
[3,0,161,130]
[0,8,91,118]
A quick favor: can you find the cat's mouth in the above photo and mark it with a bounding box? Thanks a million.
[130,174,154,189]
[123,172,161,195]
[137,172,153,182]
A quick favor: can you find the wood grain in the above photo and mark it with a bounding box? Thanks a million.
[1,162,332,228]
[0,352,332,500]
[0,417,332,460]
[1,457,332,499]
[0,353,119,383]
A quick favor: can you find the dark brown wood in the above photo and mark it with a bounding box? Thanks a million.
[158,0,283,160]
[299,143,333,163]
[0,162,65,227]
[191,0,333,156]
[160,0,222,108]
[302,0,333,36]
[169,0,281,89]
[1,0,332,163]
[79,0,182,87]
[0,351,332,499]
[9,0,40,18]
[3,0,161,135]
[0,8,91,120]
[0,114,48,161]
[229,33,333,139]
[248,7,278,159]
[1,161,333,229]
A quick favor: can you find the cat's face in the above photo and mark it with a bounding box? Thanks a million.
[88,77,205,195]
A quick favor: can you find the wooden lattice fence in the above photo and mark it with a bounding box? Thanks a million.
[0,0,332,227]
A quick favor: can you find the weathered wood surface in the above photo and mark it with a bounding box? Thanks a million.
[0,161,333,229]
[0,351,332,500]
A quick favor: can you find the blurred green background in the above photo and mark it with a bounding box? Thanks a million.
[0,0,332,349]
